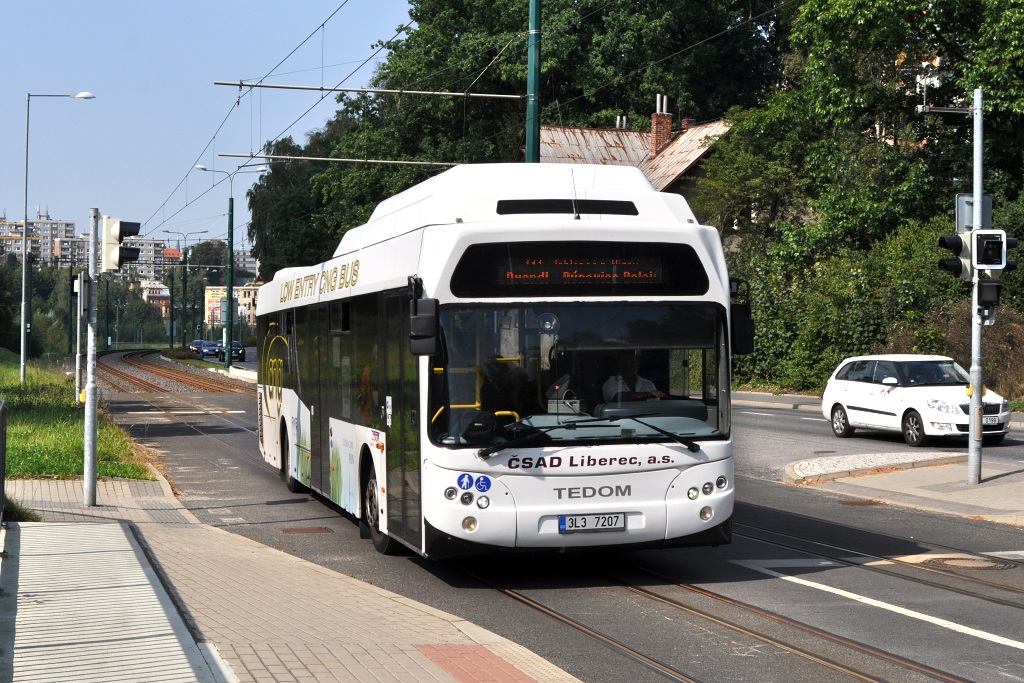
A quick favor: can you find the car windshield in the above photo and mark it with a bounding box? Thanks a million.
[428,302,730,450]
[897,360,969,386]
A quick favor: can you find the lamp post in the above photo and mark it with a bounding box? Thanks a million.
[163,229,208,347]
[21,91,95,384]
[195,164,265,369]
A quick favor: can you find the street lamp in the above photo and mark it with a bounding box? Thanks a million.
[195,164,266,369]
[21,91,95,384]
[163,229,208,347]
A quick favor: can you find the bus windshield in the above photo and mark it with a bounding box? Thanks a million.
[429,303,730,449]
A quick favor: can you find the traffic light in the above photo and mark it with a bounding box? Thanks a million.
[937,234,971,280]
[973,230,1009,270]
[101,217,141,272]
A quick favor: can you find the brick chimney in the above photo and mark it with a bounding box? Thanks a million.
[650,94,673,157]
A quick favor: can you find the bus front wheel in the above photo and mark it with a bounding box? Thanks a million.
[363,471,397,555]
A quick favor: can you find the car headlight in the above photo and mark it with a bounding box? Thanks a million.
[926,399,960,415]
[1002,400,1011,413]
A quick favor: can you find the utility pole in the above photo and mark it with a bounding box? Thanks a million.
[84,209,99,506]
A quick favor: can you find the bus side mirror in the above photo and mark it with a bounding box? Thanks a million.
[410,298,439,356]
[730,307,755,355]
[729,277,755,355]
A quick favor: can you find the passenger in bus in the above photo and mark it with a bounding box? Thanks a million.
[602,351,666,402]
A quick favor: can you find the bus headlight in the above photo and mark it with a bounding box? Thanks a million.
[460,492,474,505]
[716,476,727,489]
[700,506,714,521]
[444,487,458,500]
[476,496,490,509]
[462,517,478,532]
[702,482,714,495]
[687,487,699,500]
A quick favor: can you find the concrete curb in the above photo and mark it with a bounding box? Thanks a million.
[784,452,969,486]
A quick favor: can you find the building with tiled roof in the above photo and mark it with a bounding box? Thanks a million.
[526,98,730,211]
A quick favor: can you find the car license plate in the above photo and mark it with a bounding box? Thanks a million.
[983,416,999,425]
[558,513,625,533]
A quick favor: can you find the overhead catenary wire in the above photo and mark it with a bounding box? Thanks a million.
[141,1,372,236]
[146,0,794,243]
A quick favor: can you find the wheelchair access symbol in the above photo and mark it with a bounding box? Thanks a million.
[475,476,492,493]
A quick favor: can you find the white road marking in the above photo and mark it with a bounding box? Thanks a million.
[801,417,827,421]
[732,559,1024,650]
[986,551,1024,560]
[741,412,773,417]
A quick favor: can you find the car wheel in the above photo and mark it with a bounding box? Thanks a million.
[902,410,929,447]
[830,405,854,438]
[364,470,397,554]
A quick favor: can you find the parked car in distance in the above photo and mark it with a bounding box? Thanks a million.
[822,354,1010,447]
[190,339,204,355]
[217,341,245,362]
[201,341,220,358]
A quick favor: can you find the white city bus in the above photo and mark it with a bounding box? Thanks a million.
[256,163,754,558]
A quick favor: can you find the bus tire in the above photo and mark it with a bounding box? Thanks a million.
[364,468,397,554]
[281,428,307,493]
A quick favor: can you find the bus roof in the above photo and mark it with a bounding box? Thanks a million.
[332,163,699,257]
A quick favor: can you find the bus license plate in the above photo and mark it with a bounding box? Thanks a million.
[983,416,999,425]
[558,513,625,533]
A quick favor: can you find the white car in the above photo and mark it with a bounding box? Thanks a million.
[822,354,1010,447]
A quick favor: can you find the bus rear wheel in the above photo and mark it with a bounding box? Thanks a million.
[363,471,397,554]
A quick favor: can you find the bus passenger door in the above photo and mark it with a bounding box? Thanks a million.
[303,305,326,492]
[382,292,421,549]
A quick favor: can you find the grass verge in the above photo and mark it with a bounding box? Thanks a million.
[0,347,153,517]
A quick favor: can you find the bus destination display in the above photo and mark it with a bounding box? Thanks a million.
[451,242,709,297]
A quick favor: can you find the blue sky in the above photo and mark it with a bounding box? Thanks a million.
[1,1,413,250]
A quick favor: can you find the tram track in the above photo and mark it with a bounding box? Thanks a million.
[452,518,1022,683]
[97,356,171,393]
[114,349,254,394]
[622,565,972,683]
[460,567,707,683]
[95,350,262,466]
[461,557,973,683]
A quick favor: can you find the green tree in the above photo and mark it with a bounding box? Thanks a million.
[0,255,20,353]
[247,0,790,281]
[702,0,1024,391]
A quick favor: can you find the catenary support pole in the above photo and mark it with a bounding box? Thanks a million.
[524,0,541,163]
[225,194,234,369]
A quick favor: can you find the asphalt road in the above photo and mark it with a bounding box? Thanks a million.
[113,389,1024,683]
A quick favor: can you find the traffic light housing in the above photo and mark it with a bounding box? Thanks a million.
[101,217,141,273]
[973,230,1008,270]
[938,234,971,280]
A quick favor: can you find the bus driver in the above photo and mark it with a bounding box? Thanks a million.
[602,351,666,402]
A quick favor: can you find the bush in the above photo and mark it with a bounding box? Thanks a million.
[163,346,199,361]
[886,300,1024,401]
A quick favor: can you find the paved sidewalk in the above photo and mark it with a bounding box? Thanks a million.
[1,475,582,683]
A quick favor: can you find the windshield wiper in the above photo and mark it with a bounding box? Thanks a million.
[477,413,700,458]
[616,414,700,452]
[477,416,615,458]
